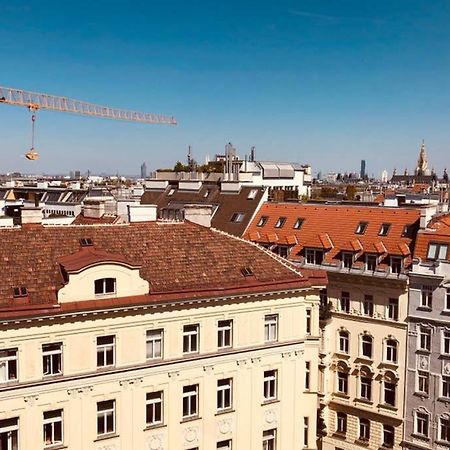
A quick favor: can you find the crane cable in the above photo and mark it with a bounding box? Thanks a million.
[25,105,39,160]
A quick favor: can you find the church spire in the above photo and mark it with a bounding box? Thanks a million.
[415,140,428,176]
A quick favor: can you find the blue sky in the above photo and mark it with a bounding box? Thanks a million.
[1,0,450,176]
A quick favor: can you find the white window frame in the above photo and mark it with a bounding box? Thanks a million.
[420,285,433,309]
[365,254,378,271]
[97,400,115,437]
[338,330,349,354]
[384,381,396,407]
[183,324,199,354]
[440,416,450,442]
[359,418,370,441]
[339,292,350,312]
[443,376,450,398]
[0,418,19,450]
[263,370,277,402]
[387,298,399,321]
[427,242,449,260]
[383,424,395,447]
[146,391,163,426]
[217,320,233,349]
[305,248,324,265]
[146,329,163,359]
[305,362,310,390]
[362,295,374,316]
[217,378,232,411]
[217,439,232,450]
[303,417,309,448]
[42,343,62,376]
[336,412,347,433]
[360,334,373,359]
[262,428,276,450]
[94,277,116,296]
[443,330,450,355]
[385,339,398,364]
[0,348,18,383]
[43,409,63,447]
[414,411,429,437]
[360,375,372,401]
[446,288,450,311]
[96,335,115,368]
[182,384,199,419]
[418,327,431,352]
[305,309,312,335]
[342,252,354,269]
[390,256,403,274]
[264,314,278,343]
[337,371,348,394]
[417,371,429,395]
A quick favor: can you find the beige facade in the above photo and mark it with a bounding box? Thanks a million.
[0,289,321,450]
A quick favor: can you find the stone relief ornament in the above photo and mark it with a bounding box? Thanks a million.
[147,434,163,450]
[264,409,277,424]
[218,419,232,435]
[184,427,198,444]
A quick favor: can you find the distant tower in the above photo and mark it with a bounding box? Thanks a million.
[140,162,147,179]
[250,146,256,162]
[187,145,193,170]
[360,160,366,179]
[415,140,429,176]
[381,169,388,183]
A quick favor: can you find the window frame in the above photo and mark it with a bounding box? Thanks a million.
[274,217,287,228]
[42,342,63,377]
[43,409,63,447]
[336,412,347,434]
[338,330,349,354]
[264,314,278,343]
[415,411,429,438]
[263,370,278,402]
[361,334,373,359]
[97,400,116,437]
[146,391,163,427]
[418,326,431,352]
[257,216,268,227]
[262,428,277,450]
[417,371,429,395]
[146,329,163,360]
[339,291,350,313]
[359,418,370,441]
[217,378,233,412]
[365,254,378,271]
[230,212,245,223]
[387,298,399,321]
[362,294,374,317]
[182,384,199,419]
[355,221,368,235]
[183,324,200,354]
[385,339,398,364]
[217,319,233,349]
[383,424,395,448]
[96,335,115,368]
[0,348,18,383]
[427,242,449,260]
[94,277,116,296]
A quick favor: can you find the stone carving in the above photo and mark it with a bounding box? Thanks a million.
[218,419,232,435]
[184,427,198,444]
[147,434,163,450]
[119,377,143,389]
[23,394,39,405]
[67,385,93,397]
[264,409,277,424]
[443,362,450,375]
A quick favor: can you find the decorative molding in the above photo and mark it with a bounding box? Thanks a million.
[218,419,232,435]
[23,394,39,405]
[168,370,180,379]
[251,357,261,364]
[119,377,143,388]
[236,359,248,367]
[184,427,198,444]
[67,386,93,397]
[146,434,163,450]
[443,361,450,376]
[417,354,430,371]
[264,409,277,425]
[203,364,214,374]
[97,444,116,450]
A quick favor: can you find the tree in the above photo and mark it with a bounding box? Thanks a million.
[345,185,357,200]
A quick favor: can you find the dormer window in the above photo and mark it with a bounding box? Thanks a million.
[390,256,403,274]
[13,286,27,297]
[305,248,324,265]
[240,267,253,277]
[293,218,305,229]
[230,212,245,223]
[402,224,413,237]
[247,189,258,200]
[355,221,368,235]
[379,223,391,236]
[80,238,93,247]
[274,217,287,228]
[203,189,210,198]
[168,188,175,196]
[365,254,377,271]
[342,252,354,269]
[257,216,268,227]
[427,242,449,260]
[95,278,116,296]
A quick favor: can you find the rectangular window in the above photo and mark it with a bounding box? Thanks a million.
[217,378,232,411]
[183,324,199,354]
[355,221,368,235]
[305,362,310,390]
[386,340,398,363]
[363,295,374,317]
[427,242,449,260]
[42,343,62,376]
[366,254,377,271]
[360,377,372,401]
[384,382,396,406]
[342,252,353,269]
[293,218,305,229]
[420,286,433,309]
[388,299,399,321]
[319,289,328,307]
[146,391,163,426]
[230,212,245,223]
[446,288,450,311]
[379,223,391,236]
[263,370,277,401]
[417,371,429,395]
[43,410,63,447]
[303,417,309,448]
[390,257,402,274]
[0,418,19,450]
[274,217,286,228]
[383,425,395,448]
[146,329,163,359]
[340,292,350,313]
[441,417,450,442]
[336,412,347,433]
[359,418,370,441]
[217,320,233,349]
[217,440,232,450]
[416,412,429,437]
[97,400,115,436]
[443,376,450,398]
[0,348,18,382]
[419,327,431,351]
[305,248,324,265]
[94,278,116,295]
[182,385,199,419]
[306,309,312,335]
[96,336,115,367]
[257,216,268,227]
[444,330,450,355]
[264,315,278,342]
[262,429,276,450]
[337,372,348,394]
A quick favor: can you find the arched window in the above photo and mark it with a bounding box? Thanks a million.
[414,409,430,438]
[336,361,349,395]
[383,371,397,407]
[338,330,349,354]
[440,414,450,443]
[359,366,372,401]
[361,334,373,359]
[385,339,398,363]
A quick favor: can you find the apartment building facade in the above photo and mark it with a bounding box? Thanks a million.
[245,202,422,450]
[0,214,326,450]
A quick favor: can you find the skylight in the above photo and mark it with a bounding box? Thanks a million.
[240,267,253,277]
[230,212,245,223]
[80,238,93,247]
[247,189,258,200]
[293,218,305,229]
[378,223,391,236]
[274,217,287,228]
[257,216,268,227]
[355,221,368,235]
[13,286,28,297]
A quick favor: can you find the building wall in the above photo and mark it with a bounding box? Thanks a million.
[0,291,321,450]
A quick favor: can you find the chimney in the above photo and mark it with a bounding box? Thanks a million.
[83,200,106,219]
[127,204,157,223]
[420,205,437,229]
[21,206,43,225]
[184,204,212,228]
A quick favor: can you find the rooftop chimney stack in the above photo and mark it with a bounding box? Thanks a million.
[184,204,212,228]
[21,207,43,225]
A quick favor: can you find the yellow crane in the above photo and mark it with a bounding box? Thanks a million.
[0,86,177,161]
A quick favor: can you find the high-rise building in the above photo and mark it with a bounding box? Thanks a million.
[360,159,366,179]
[140,161,147,179]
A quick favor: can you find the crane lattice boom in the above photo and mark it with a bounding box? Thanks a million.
[0,86,176,125]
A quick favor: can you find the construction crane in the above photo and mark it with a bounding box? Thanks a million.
[0,86,177,161]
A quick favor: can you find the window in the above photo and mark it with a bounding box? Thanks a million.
[363,295,374,317]
[257,216,268,227]
[420,286,433,309]
[247,189,258,199]
[293,218,305,229]
[336,412,347,434]
[443,376,450,398]
[339,292,350,313]
[384,381,396,407]
[217,320,233,349]
[264,314,278,342]
[427,242,449,260]
[379,223,391,236]
[383,425,395,448]
[417,371,429,395]
[230,212,245,223]
[446,288,450,310]
[415,412,429,437]
[217,440,232,450]
[305,362,310,390]
[386,339,398,363]
[419,327,431,351]
[42,343,62,376]
[263,370,277,401]
[275,245,289,258]
[12,286,27,297]
[182,384,199,419]
[337,371,348,395]
[79,237,93,247]
[0,348,18,383]
[360,374,372,401]
[43,410,63,447]
[146,329,163,359]
[387,299,399,321]
[342,252,353,269]
[262,429,276,450]
[303,417,309,448]
[146,391,163,426]
[305,248,324,265]
[402,224,413,237]
[183,324,199,354]
[359,418,370,441]
[390,257,402,274]
[0,418,18,450]
[168,188,175,196]
[97,336,115,367]
[361,334,373,359]
[94,278,116,295]
[338,330,349,354]
[274,217,287,228]
[319,289,328,307]
[440,416,450,442]
[443,330,450,354]
[355,221,368,234]
[97,400,115,436]
[365,254,377,271]
[306,309,312,335]
[217,378,232,411]
[241,267,253,277]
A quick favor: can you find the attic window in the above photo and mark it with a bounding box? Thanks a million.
[274,217,287,228]
[293,218,305,229]
[168,188,175,196]
[427,242,449,260]
[257,216,268,227]
[402,224,412,237]
[230,212,245,223]
[247,189,258,200]
[80,238,93,247]
[203,190,210,198]
[379,223,391,236]
[355,221,368,235]
[241,267,253,277]
[13,286,28,297]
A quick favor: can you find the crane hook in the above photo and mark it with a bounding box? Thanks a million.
[25,106,39,161]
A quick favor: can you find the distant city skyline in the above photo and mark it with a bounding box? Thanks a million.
[1,0,450,175]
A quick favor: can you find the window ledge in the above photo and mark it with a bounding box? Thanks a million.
[441,310,450,316]
[435,440,450,447]
[261,399,280,406]
[413,392,429,399]
[143,423,166,431]
[417,306,432,312]
[378,403,397,412]
[44,445,67,450]
[332,431,347,439]
[355,439,370,446]
[94,433,119,442]
[355,397,373,405]
[180,416,201,424]
[215,409,235,416]
[411,433,430,442]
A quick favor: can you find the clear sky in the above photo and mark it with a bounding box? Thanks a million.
[1,0,450,177]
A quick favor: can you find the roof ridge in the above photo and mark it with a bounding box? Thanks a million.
[210,227,304,278]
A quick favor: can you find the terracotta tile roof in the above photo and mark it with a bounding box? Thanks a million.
[244,203,421,267]
[72,213,120,225]
[0,221,326,317]
[414,213,450,260]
